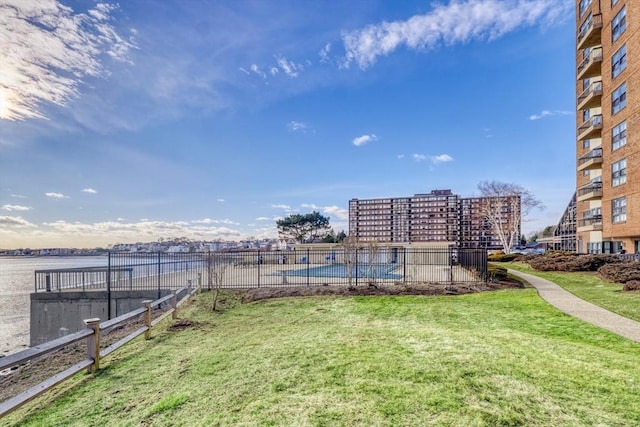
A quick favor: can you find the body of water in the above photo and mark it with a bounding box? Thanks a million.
[0,256,107,356]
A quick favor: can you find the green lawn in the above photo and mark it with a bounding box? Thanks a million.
[4,290,640,426]
[502,262,640,322]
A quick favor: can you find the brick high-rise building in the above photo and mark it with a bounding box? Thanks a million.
[576,0,639,253]
[348,189,519,250]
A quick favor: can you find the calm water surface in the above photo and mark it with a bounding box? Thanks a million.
[0,256,106,355]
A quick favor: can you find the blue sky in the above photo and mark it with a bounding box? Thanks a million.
[0,0,577,248]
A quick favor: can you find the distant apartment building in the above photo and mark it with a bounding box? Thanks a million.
[348,189,520,250]
[576,0,640,253]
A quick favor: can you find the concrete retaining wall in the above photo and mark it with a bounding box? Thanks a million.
[30,290,173,346]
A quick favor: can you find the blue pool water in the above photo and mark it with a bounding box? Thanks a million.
[283,264,402,279]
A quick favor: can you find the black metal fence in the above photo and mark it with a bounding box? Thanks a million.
[34,248,488,293]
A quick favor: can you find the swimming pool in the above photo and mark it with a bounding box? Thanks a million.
[283,263,402,280]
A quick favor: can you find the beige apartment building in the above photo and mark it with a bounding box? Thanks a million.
[348,189,520,250]
[576,0,639,254]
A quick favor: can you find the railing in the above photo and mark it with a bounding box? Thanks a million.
[34,249,489,293]
[577,81,602,105]
[0,283,198,417]
[577,115,602,135]
[577,215,602,227]
[577,47,602,76]
[578,148,603,165]
[577,182,603,198]
[577,13,602,45]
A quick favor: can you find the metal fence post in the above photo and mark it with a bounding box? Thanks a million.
[143,300,153,340]
[257,250,261,288]
[306,249,310,287]
[84,318,101,373]
[157,252,161,299]
[107,252,112,320]
[403,248,407,283]
[355,248,359,287]
[45,273,51,292]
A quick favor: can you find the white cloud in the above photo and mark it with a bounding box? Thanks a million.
[301,203,349,221]
[412,153,454,164]
[319,43,331,63]
[529,110,572,120]
[287,121,312,133]
[217,198,225,202]
[192,218,240,225]
[0,215,35,227]
[250,63,266,79]
[432,154,454,163]
[276,56,301,78]
[352,134,377,146]
[81,188,97,194]
[10,194,27,199]
[271,204,292,210]
[1,204,31,211]
[255,217,271,221]
[0,0,136,120]
[341,0,571,69]
[397,154,405,159]
[45,192,68,199]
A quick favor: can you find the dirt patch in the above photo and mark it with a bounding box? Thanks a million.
[167,319,200,331]
[239,280,523,303]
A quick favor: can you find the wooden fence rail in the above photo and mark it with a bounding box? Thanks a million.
[0,282,199,418]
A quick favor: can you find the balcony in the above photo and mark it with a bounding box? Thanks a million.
[577,47,602,80]
[577,147,603,172]
[577,182,603,202]
[577,81,602,111]
[577,115,602,141]
[577,215,603,232]
[577,14,602,50]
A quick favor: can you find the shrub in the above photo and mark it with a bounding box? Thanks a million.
[528,254,622,272]
[487,264,508,282]
[623,280,640,291]
[597,262,640,284]
[488,253,520,262]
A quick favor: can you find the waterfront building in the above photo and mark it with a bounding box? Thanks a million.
[348,189,519,250]
[576,0,640,253]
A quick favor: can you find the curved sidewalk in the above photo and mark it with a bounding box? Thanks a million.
[509,270,640,343]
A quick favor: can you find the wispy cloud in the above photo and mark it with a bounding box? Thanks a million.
[411,153,455,164]
[287,121,312,133]
[276,56,302,78]
[192,218,239,225]
[271,204,293,212]
[0,0,136,121]
[341,0,571,69]
[352,134,377,147]
[81,188,98,194]
[1,204,31,211]
[529,109,573,120]
[45,192,69,199]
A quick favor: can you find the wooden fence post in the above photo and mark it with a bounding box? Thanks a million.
[143,300,152,340]
[84,318,101,373]
[172,290,178,319]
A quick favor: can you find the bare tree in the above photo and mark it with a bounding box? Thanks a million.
[477,181,544,254]
[341,236,360,287]
[207,253,227,311]
[366,241,381,285]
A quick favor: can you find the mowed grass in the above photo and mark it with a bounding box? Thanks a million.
[4,290,640,427]
[503,261,640,322]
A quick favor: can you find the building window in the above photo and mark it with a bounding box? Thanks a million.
[612,0,619,7]
[612,121,627,150]
[612,158,627,186]
[579,0,592,16]
[612,197,627,223]
[583,170,590,176]
[612,45,626,78]
[583,139,590,149]
[612,82,627,114]
[612,7,626,42]
[582,109,590,122]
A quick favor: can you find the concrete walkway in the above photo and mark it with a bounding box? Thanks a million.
[509,270,640,343]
